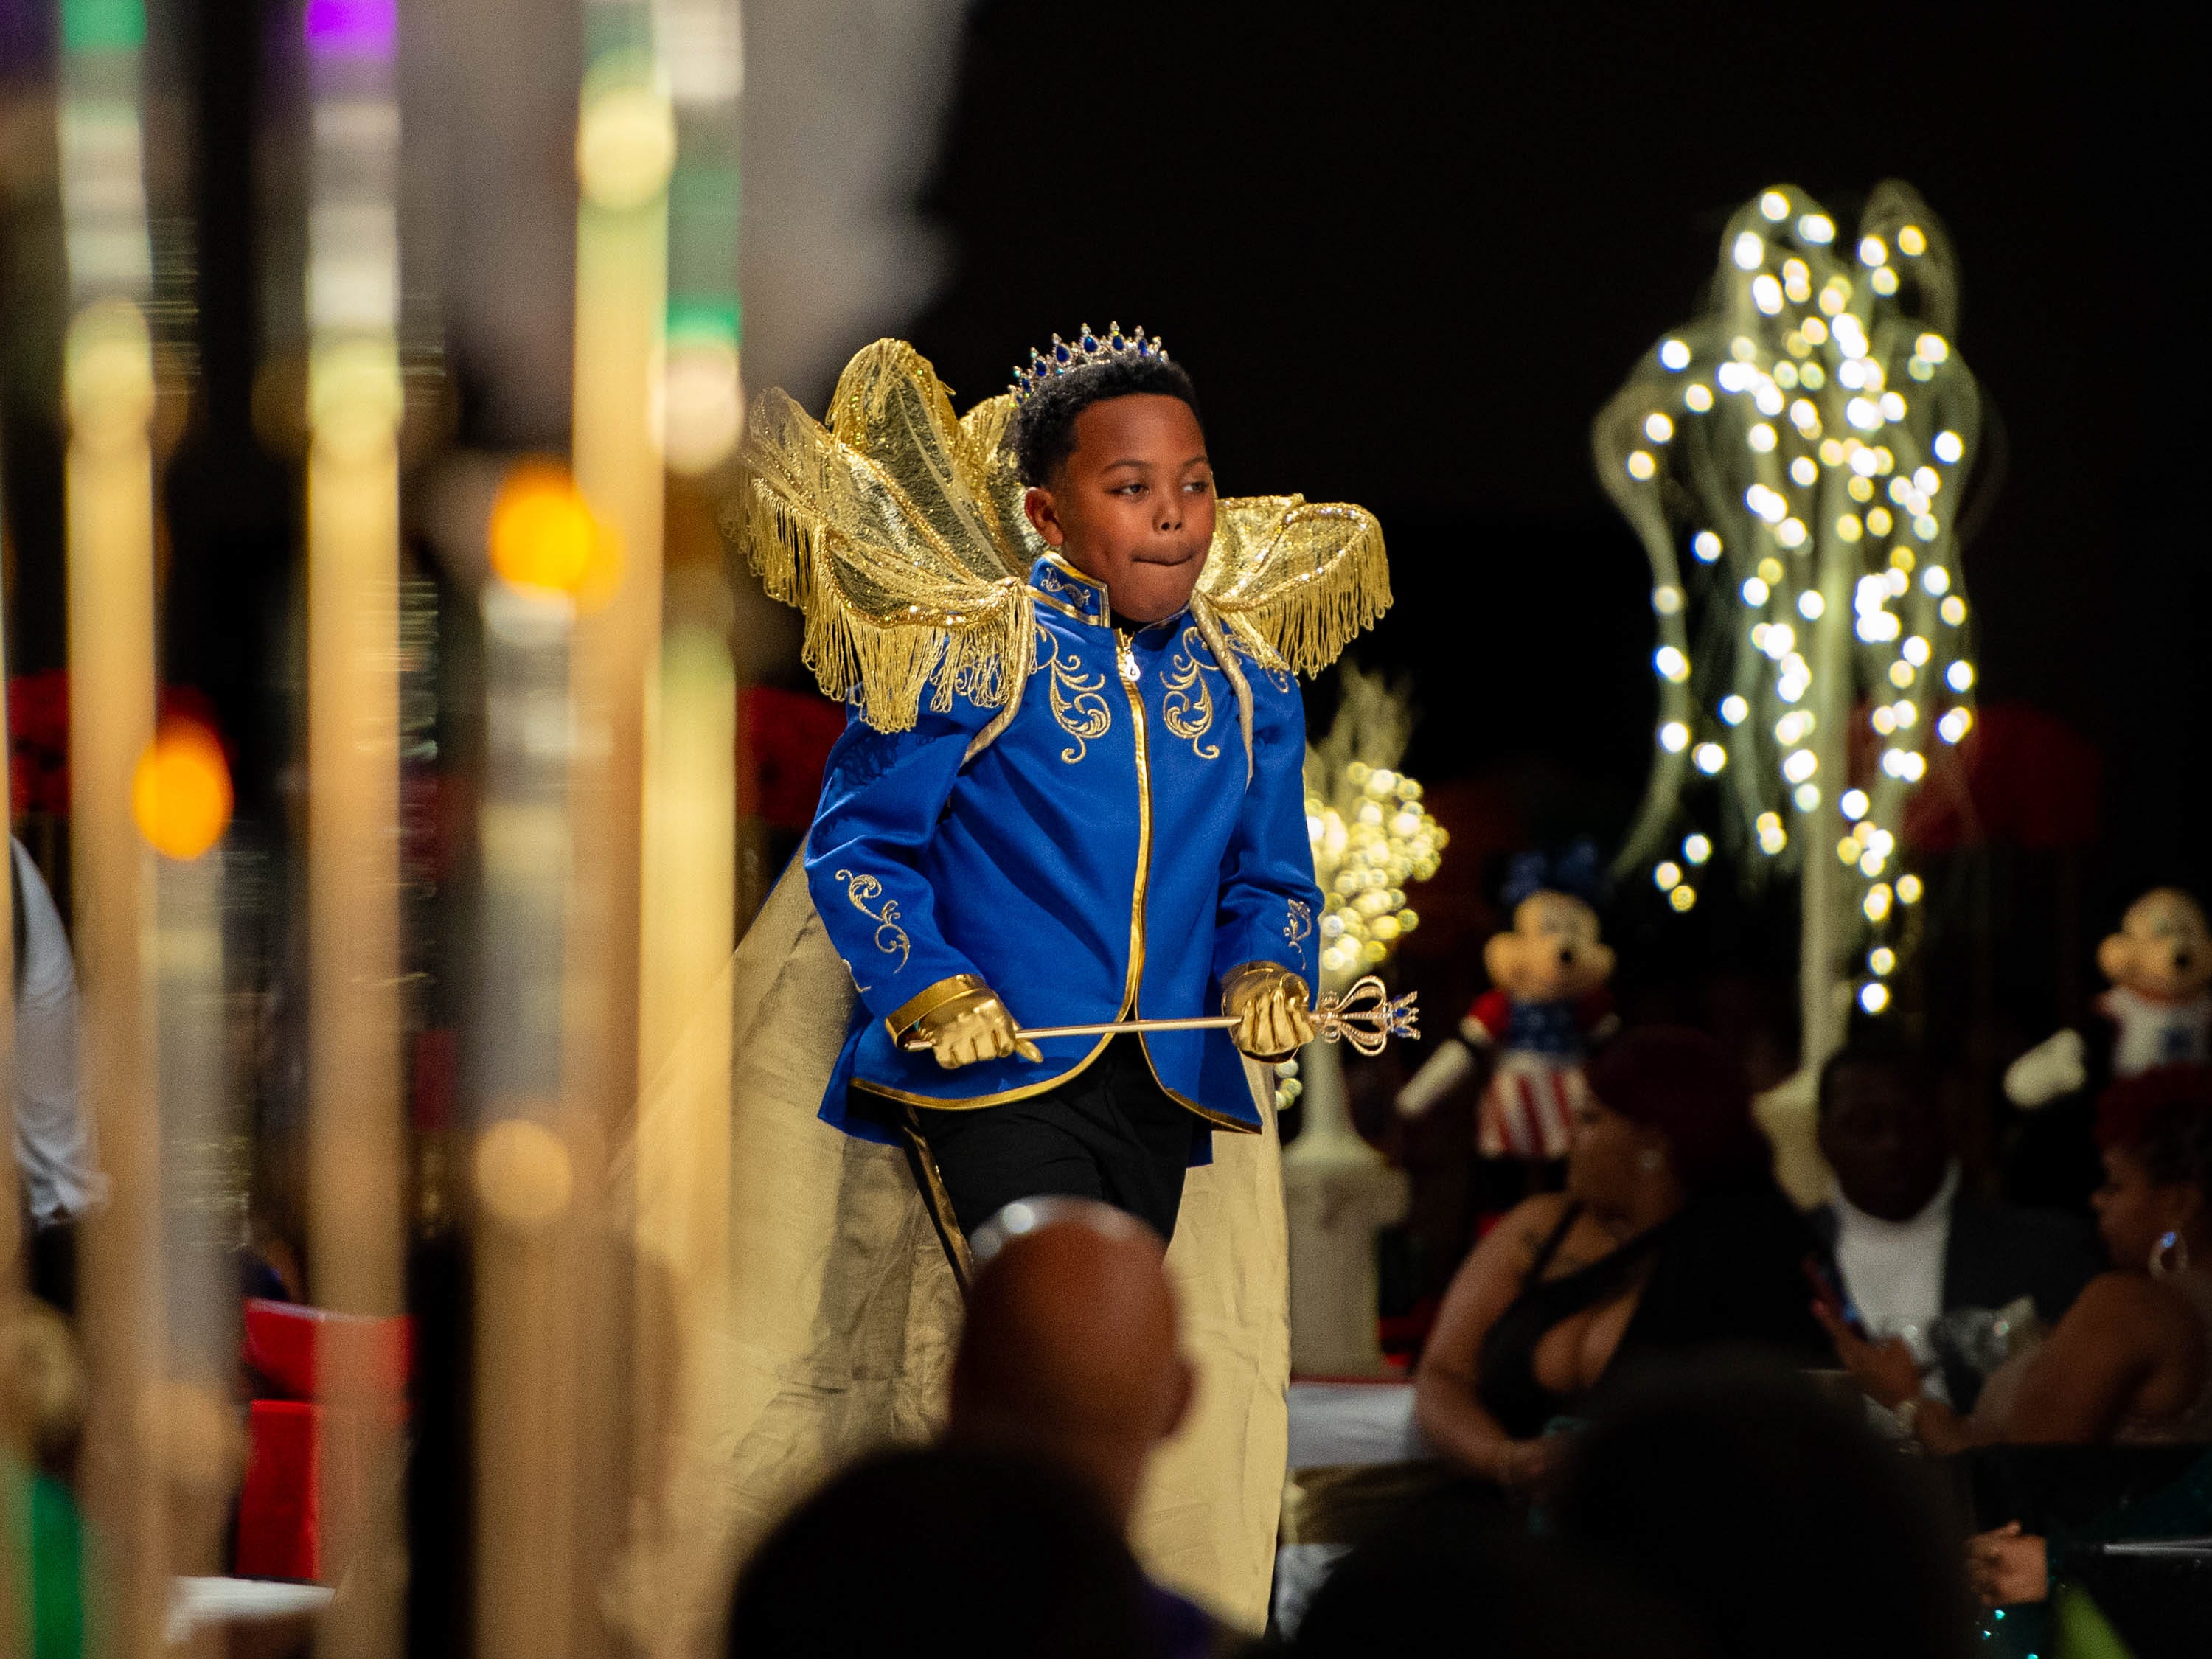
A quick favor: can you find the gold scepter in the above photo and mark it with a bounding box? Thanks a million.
[900,973,1419,1059]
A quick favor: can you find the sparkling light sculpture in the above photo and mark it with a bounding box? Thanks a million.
[1306,666,1447,988]
[1593,182,1981,1060]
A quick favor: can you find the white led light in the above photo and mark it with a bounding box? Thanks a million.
[1659,338,1691,370]
[1719,695,1749,726]
[1733,231,1765,270]
[1934,429,1964,463]
[1692,742,1727,775]
[1659,720,1690,753]
[1693,530,1722,562]
[1840,790,1869,821]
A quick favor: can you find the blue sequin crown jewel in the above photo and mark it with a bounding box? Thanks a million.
[1009,321,1169,404]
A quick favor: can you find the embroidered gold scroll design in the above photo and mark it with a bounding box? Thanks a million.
[1037,625,1111,762]
[1161,626,1220,760]
[835,868,911,970]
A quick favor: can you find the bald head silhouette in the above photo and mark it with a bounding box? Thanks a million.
[947,1198,1196,1524]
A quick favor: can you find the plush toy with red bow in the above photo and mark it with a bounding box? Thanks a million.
[1397,844,1618,1162]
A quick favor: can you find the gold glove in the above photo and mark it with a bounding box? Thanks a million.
[1221,963,1317,1062]
[905,978,1043,1071]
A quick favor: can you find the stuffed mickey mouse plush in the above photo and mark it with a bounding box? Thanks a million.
[1397,844,1618,1164]
[2006,887,2212,1107]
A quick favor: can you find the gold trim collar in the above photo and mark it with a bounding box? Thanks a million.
[1034,553,1110,627]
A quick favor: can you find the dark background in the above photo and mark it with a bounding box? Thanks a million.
[907,2,2205,936]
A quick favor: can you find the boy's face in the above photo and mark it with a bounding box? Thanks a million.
[1023,394,1214,624]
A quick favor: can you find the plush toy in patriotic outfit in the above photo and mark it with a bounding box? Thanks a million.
[1397,844,1618,1162]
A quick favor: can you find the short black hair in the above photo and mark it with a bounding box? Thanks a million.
[1011,355,1203,487]
[1815,1034,1938,1122]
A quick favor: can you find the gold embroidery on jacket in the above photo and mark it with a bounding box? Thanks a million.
[1161,626,1220,759]
[835,869,911,970]
[1285,899,1313,959]
[1037,625,1111,762]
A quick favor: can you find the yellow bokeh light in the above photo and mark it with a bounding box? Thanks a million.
[490,462,622,604]
[132,720,234,861]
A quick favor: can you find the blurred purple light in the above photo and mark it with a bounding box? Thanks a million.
[305,0,395,59]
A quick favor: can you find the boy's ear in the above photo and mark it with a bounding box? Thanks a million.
[1023,484,1064,549]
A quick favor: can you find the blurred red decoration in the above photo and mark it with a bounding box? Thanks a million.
[1902,700,2101,852]
[741,685,845,831]
[10,671,235,821]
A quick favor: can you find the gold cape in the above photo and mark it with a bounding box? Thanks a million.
[622,340,1385,1635]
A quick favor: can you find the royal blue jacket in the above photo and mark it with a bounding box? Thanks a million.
[805,554,1321,1146]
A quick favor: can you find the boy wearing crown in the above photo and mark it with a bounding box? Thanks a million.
[737,326,1391,1262]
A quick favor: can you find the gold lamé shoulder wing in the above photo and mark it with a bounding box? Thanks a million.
[728,340,1034,733]
[1198,495,1391,677]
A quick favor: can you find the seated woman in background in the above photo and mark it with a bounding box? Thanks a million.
[1416,1026,1827,1490]
[1822,1064,2212,1448]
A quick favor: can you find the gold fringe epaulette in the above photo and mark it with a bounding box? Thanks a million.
[730,340,1034,734]
[1200,497,1392,677]
[731,465,1029,733]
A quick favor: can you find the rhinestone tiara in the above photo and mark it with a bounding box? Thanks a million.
[1009,321,1169,405]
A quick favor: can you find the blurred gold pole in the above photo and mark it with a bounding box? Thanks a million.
[302,5,407,1643]
[64,296,164,1659]
[306,341,405,1650]
[473,569,584,1659]
[560,35,672,1659]
[632,511,734,1523]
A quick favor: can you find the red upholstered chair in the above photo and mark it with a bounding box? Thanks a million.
[234,1300,413,1583]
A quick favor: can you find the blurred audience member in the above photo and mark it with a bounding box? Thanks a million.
[1289,1498,1708,1658]
[1812,1040,2100,1406]
[12,840,103,1318]
[1416,1026,1825,1491]
[1554,1363,1969,1659]
[948,1198,1228,1654]
[949,1197,1193,1525]
[1822,1065,2212,1449]
[3,1295,88,1658]
[725,1444,1167,1659]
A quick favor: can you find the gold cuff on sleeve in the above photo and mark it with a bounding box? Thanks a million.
[886,973,990,1043]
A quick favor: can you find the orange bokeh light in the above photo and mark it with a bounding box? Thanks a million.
[132,720,234,860]
[489,462,621,604]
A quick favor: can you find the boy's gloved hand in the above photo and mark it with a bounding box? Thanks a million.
[915,984,1043,1069]
[1222,963,1317,1062]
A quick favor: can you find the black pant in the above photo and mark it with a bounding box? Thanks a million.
[905,1037,1203,1242]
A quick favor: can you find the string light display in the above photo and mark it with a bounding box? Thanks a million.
[1593,181,1980,1049]
[1305,671,1447,985]
[1278,669,1445,1114]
